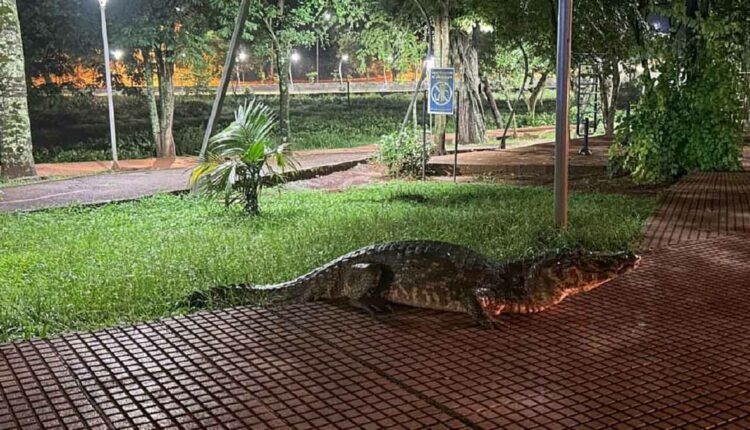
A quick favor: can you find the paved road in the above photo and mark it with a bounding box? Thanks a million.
[0,147,374,213]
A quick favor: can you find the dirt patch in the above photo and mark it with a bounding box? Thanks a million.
[286,163,389,191]
[286,161,666,197]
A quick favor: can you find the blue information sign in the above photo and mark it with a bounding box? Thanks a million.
[428,68,455,115]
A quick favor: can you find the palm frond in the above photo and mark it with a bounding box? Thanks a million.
[190,99,298,215]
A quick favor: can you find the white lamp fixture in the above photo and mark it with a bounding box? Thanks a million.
[648,12,670,35]
[289,51,301,91]
[339,54,349,86]
[425,55,435,70]
[96,0,119,168]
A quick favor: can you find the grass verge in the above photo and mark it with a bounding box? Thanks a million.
[0,182,656,342]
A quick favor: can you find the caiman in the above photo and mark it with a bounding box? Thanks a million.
[189,241,640,327]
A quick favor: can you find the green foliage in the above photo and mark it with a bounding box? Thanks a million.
[28,93,556,163]
[17,0,100,85]
[357,11,425,79]
[375,131,428,178]
[191,100,297,215]
[0,182,656,341]
[609,10,745,184]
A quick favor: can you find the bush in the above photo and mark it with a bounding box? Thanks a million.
[374,131,428,178]
[191,100,296,215]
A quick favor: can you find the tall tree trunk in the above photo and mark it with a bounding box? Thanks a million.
[264,5,291,144]
[274,43,291,143]
[155,50,176,158]
[481,77,503,129]
[526,71,549,121]
[431,4,450,155]
[268,52,275,81]
[498,81,519,138]
[452,27,486,145]
[598,60,621,137]
[0,0,36,179]
[143,52,162,152]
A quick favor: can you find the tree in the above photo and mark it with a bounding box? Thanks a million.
[249,0,366,144]
[573,0,643,136]
[381,0,478,153]
[358,11,425,85]
[476,0,557,122]
[0,0,36,179]
[452,22,486,144]
[610,0,748,184]
[17,0,99,89]
[111,0,221,158]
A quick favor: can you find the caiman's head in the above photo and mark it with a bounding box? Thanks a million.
[475,251,642,319]
[588,251,642,276]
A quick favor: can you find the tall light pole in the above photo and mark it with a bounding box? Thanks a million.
[339,54,349,87]
[289,51,300,92]
[554,0,573,228]
[97,0,119,169]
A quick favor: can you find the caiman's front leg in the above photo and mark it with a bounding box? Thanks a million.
[464,293,503,329]
[344,263,393,316]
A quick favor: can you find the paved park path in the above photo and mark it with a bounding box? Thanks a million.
[3,172,750,429]
[0,147,375,213]
[0,126,561,213]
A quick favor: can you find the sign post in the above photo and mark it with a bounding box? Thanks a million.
[429,68,456,115]
[425,68,456,180]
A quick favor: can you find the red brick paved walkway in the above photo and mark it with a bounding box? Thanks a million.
[3,173,750,429]
[641,172,750,250]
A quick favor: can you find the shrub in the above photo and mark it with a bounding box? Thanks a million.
[374,131,428,178]
[191,100,297,215]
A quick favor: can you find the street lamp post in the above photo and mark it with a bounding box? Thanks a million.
[554,0,573,228]
[339,54,349,87]
[289,51,301,92]
[97,0,119,169]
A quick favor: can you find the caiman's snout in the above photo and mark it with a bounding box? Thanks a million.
[615,253,641,275]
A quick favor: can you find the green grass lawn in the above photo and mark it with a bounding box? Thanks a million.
[0,182,656,342]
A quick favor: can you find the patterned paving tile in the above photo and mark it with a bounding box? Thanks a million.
[641,172,750,250]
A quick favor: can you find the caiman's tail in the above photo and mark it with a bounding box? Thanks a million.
[187,279,310,309]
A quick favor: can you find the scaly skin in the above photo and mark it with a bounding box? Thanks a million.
[190,241,640,326]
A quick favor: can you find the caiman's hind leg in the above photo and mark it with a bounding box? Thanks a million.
[344,263,393,316]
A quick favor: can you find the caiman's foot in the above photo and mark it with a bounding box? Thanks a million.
[476,317,504,330]
[351,297,394,318]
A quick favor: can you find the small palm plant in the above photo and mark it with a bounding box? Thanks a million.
[190,100,297,215]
